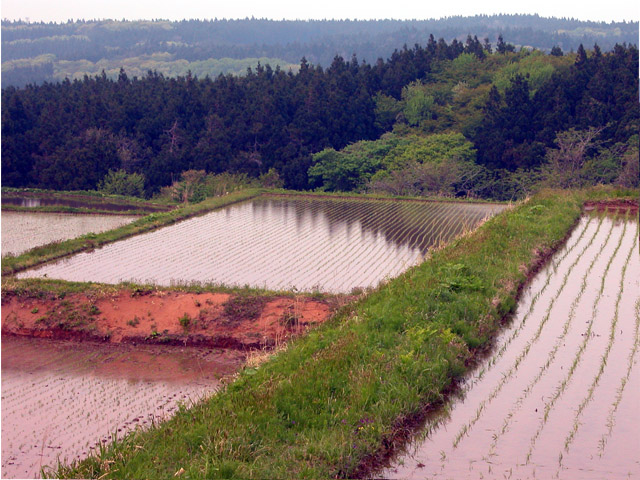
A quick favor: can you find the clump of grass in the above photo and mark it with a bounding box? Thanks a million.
[223,295,270,322]
[280,309,300,329]
[178,313,192,331]
[127,316,141,327]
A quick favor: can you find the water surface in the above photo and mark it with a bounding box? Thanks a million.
[1,336,240,479]
[380,215,640,479]
[1,211,138,257]
[18,197,503,293]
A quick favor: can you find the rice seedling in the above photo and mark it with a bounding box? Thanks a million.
[452,216,609,448]
[486,216,613,456]
[556,221,638,465]
[525,217,628,464]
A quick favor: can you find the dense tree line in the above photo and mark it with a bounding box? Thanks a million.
[1,39,467,192]
[2,40,637,197]
[473,43,638,169]
[2,16,637,87]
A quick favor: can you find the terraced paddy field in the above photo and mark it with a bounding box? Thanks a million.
[1,336,240,479]
[381,213,640,479]
[17,196,504,293]
[1,212,138,257]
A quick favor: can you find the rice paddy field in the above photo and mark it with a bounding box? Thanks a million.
[381,212,640,479]
[1,211,138,257]
[1,336,239,479]
[16,196,504,293]
[5,190,637,480]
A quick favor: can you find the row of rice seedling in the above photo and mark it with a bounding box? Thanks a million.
[460,216,594,395]
[558,221,638,470]
[598,297,640,455]
[1,337,226,479]
[18,196,503,293]
[251,199,412,291]
[486,216,626,457]
[1,212,138,257]
[524,216,630,464]
[384,211,639,479]
[452,215,609,448]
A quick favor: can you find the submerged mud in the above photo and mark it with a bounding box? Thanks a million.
[379,215,640,479]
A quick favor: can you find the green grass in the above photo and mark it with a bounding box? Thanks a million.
[1,189,265,276]
[46,188,594,479]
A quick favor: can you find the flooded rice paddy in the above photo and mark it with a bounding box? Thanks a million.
[381,214,640,479]
[1,211,138,257]
[17,196,503,293]
[1,336,240,479]
[1,194,168,213]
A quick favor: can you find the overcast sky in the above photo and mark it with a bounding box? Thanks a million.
[1,0,638,23]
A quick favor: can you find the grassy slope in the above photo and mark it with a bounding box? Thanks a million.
[50,188,596,479]
[1,189,264,276]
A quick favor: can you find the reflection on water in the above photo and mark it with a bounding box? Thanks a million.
[251,197,504,256]
[1,195,166,213]
[19,197,504,293]
[1,336,240,479]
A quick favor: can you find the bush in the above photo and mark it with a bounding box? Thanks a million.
[99,169,146,197]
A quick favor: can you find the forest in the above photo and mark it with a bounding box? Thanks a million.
[1,37,638,200]
[2,15,637,87]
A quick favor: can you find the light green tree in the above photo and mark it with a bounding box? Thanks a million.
[98,169,145,197]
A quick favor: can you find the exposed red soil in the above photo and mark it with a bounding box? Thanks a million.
[1,289,338,350]
[584,199,639,214]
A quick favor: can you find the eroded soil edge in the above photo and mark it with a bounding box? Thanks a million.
[2,288,343,351]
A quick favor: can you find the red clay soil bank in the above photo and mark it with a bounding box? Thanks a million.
[1,290,336,349]
[584,199,638,214]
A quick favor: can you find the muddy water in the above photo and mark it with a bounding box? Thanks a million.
[1,211,138,257]
[380,215,640,479]
[17,197,504,293]
[1,336,241,479]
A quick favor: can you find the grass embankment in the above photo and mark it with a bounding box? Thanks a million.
[1,189,264,276]
[51,189,587,479]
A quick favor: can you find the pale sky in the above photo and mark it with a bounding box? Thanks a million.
[1,0,638,23]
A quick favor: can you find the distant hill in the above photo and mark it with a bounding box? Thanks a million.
[2,15,637,87]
